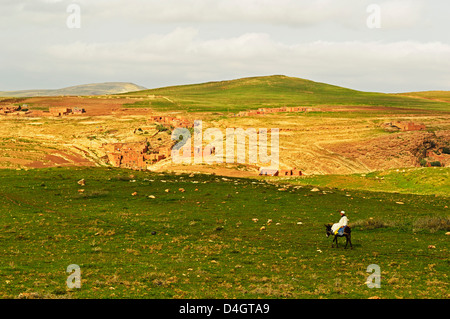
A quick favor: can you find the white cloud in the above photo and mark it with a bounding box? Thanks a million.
[45,28,450,92]
[379,0,426,29]
[86,0,425,30]
[1,0,448,92]
[0,0,427,29]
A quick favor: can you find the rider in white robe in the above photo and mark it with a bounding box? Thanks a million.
[331,211,348,234]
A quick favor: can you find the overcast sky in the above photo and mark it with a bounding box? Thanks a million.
[1,0,450,93]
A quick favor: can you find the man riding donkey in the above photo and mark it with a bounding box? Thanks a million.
[326,210,353,249]
[332,211,348,236]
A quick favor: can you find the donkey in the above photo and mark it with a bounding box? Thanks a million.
[325,224,353,249]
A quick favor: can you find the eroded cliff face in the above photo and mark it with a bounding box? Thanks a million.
[323,130,450,173]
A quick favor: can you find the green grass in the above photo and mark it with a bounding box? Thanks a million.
[123,97,177,110]
[0,167,448,299]
[122,75,450,113]
[396,91,450,103]
[283,167,450,197]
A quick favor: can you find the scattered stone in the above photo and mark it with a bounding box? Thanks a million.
[77,179,85,186]
[131,192,137,196]
[396,202,404,205]
[18,292,42,299]
[260,226,266,231]
[310,187,320,192]
[148,195,156,199]
[428,245,436,249]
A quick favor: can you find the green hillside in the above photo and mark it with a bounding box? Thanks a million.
[122,75,450,113]
[396,91,450,103]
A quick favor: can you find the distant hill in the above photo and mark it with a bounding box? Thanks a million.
[122,75,450,112]
[0,82,147,97]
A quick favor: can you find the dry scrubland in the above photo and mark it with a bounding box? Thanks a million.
[0,105,448,177]
[0,75,449,177]
[210,112,450,175]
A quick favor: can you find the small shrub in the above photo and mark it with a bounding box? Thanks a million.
[156,124,168,132]
[78,190,110,199]
[442,147,450,155]
[430,161,442,167]
[413,216,450,233]
[111,175,133,181]
[351,218,394,230]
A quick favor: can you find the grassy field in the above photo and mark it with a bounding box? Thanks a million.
[122,75,450,113]
[396,91,450,103]
[0,167,448,299]
[279,167,450,197]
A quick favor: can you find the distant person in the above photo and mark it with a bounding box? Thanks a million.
[331,211,348,235]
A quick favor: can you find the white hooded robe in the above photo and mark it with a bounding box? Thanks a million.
[331,215,348,234]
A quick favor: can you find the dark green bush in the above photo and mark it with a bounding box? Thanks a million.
[156,124,169,132]
[430,161,442,167]
[419,159,427,167]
